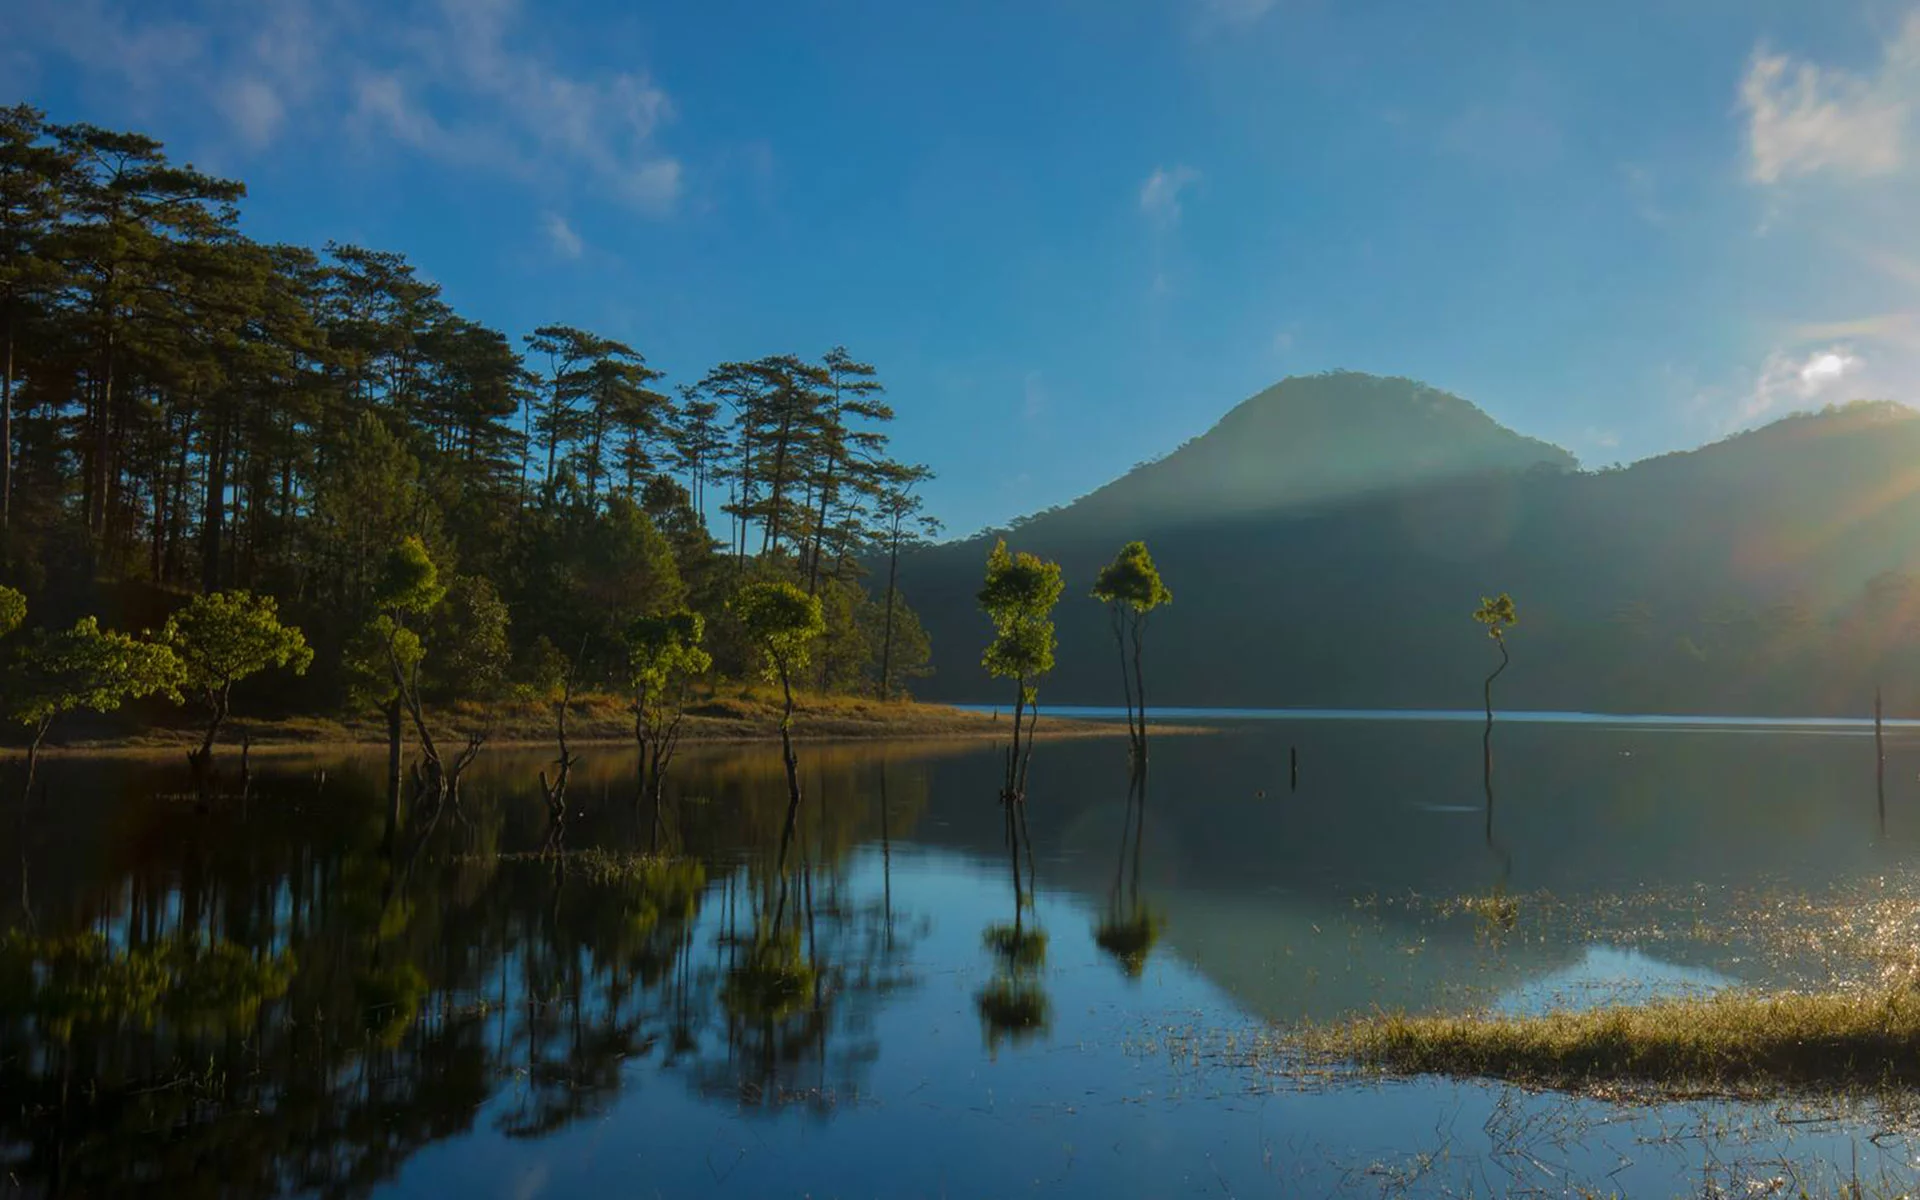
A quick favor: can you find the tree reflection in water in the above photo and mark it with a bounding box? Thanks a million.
[0,746,929,1196]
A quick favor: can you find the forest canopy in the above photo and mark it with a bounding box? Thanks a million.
[0,103,939,711]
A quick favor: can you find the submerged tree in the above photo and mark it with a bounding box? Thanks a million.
[979,540,1064,806]
[1473,592,1517,842]
[353,536,480,808]
[625,609,712,851]
[7,618,182,803]
[1091,540,1172,767]
[163,590,313,775]
[730,580,825,930]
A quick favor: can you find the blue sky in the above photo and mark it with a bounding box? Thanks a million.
[6,0,1920,536]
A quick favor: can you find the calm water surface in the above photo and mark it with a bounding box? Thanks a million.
[8,716,1920,1197]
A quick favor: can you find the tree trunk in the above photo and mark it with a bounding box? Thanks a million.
[1130,613,1149,767]
[1483,639,1508,844]
[2,309,11,531]
[1110,605,1137,760]
[879,526,901,700]
[201,413,228,593]
[384,693,404,832]
[771,666,803,933]
[190,685,230,775]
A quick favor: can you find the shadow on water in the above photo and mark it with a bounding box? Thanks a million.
[5,719,1920,1195]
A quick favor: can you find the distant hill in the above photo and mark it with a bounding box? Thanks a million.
[898,372,1920,716]
[1000,371,1577,539]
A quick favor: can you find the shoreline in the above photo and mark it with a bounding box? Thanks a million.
[19,694,1203,756]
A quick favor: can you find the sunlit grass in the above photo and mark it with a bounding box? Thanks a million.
[1298,984,1920,1096]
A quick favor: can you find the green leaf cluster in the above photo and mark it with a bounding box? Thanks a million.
[376,535,445,619]
[625,609,712,698]
[7,617,184,727]
[729,582,825,683]
[0,585,24,640]
[978,539,1064,683]
[162,589,313,701]
[1474,592,1518,641]
[1091,541,1172,614]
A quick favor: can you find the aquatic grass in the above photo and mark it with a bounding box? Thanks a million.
[975,978,1050,1050]
[1094,907,1166,978]
[721,934,817,1022]
[982,923,1048,969]
[1298,984,1920,1097]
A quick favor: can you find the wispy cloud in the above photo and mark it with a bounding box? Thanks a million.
[352,0,683,214]
[1739,14,1920,184]
[1139,164,1200,227]
[1698,345,1867,433]
[543,212,584,260]
[4,0,686,216]
[1620,162,1667,226]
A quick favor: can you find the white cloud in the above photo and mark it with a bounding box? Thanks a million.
[1739,15,1920,184]
[221,77,286,147]
[1724,345,1865,428]
[543,211,584,259]
[1139,164,1200,227]
[5,0,685,216]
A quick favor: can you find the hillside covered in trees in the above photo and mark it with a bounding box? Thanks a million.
[901,372,1920,717]
[0,103,940,723]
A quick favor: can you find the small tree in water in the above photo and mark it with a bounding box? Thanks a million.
[163,590,313,775]
[730,581,825,933]
[979,539,1064,806]
[350,536,481,808]
[1473,592,1517,843]
[7,616,182,804]
[626,609,712,851]
[1092,541,1172,767]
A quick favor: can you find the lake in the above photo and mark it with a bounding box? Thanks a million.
[7,713,1920,1197]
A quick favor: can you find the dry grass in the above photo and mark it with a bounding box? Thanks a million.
[1299,984,1920,1098]
[35,687,1187,754]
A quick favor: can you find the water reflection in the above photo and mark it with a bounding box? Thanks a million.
[4,720,1920,1196]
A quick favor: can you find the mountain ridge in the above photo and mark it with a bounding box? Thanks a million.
[897,373,1920,717]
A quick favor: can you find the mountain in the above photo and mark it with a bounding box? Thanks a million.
[1000,371,1576,539]
[897,372,1920,716]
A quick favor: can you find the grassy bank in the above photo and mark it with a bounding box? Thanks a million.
[36,690,1174,753]
[1296,984,1920,1098]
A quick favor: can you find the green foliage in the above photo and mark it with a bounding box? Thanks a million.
[162,590,313,704]
[1474,592,1518,642]
[978,539,1064,684]
[515,492,686,669]
[1092,541,1172,614]
[430,575,513,700]
[730,581,826,684]
[355,963,429,1047]
[513,635,571,702]
[982,923,1049,969]
[625,609,712,699]
[974,977,1050,1050]
[720,932,817,1023]
[343,616,422,708]
[377,536,445,619]
[0,930,295,1041]
[6,618,184,729]
[0,585,24,639]
[1094,907,1166,979]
